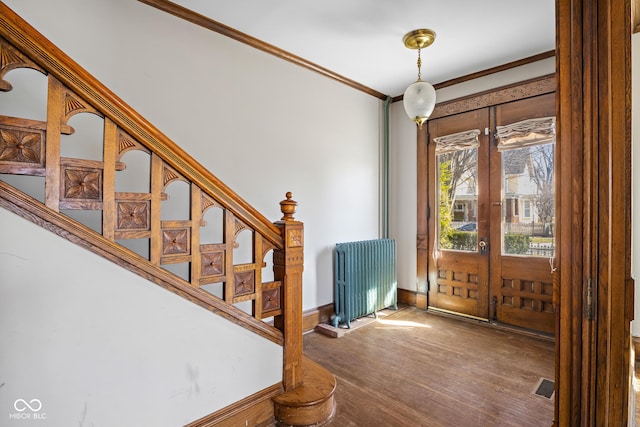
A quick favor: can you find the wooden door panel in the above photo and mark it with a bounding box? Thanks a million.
[425,92,556,334]
[496,257,554,334]
[433,251,487,318]
[489,92,556,335]
[427,109,490,319]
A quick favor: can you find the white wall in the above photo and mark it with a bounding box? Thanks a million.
[3,0,382,311]
[632,33,640,336]
[389,102,418,291]
[0,208,282,426]
[389,59,556,292]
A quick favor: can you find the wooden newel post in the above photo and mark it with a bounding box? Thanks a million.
[274,192,304,391]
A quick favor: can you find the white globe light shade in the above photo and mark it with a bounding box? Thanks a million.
[403,80,436,127]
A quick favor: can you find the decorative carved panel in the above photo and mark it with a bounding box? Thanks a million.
[65,93,86,116]
[59,159,104,209]
[436,268,479,300]
[201,193,222,213]
[262,240,276,263]
[234,270,255,296]
[287,229,303,248]
[162,228,190,255]
[501,277,553,313]
[61,89,101,123]
[430,75,556,120]
[116,201,150,230]
[162,163,187,188]
[62,167,101,200]
[234,218,249,236]
[262,287,281,312]
[0,36,46,91]
[201,250,224,276]
[0,126,45,172]
[116,128,150,160]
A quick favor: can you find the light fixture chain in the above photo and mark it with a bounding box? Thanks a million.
[417,48,422,81]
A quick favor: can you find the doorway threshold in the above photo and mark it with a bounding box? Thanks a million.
[426,306,489,322]
[426,306,555,342]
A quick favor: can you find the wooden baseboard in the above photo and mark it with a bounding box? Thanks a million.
[185,383,282,427]
[302,303,334,333]
[302,291,421,332]
[397,288,417,306]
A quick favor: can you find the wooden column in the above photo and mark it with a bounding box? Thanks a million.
[416,125,429,309]
[555,0,632,424]
[274,192,304,391]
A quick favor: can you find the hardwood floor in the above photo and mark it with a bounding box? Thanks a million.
[303,307,555,427]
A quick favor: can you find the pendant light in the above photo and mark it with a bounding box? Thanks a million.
[402,29,437,129]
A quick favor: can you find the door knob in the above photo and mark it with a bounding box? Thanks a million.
[478,238,487,255]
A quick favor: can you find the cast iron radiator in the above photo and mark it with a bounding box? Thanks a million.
[332,239,397,328]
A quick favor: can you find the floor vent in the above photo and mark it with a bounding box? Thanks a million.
[534,378,555,399]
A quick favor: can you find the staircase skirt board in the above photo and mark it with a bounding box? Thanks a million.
[185,383,282,427]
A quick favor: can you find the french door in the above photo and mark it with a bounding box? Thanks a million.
[426,93,556,334]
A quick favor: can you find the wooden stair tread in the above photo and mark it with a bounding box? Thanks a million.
[273,357,336,426]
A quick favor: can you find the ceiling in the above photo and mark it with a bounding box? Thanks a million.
[167,0,556,98]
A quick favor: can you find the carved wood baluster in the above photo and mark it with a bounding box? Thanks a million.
[150,153,163,265]
[56,84,104,212]
[253,233,263,319]
[231,218,255,304]
[102,118,117,241]
[198,194,226,292]
[158,165,191,268]
[44,76,64,211]
[223,210,235,303]
[190,184,202,287]
[260,237,282,319]
[113,131,152,245]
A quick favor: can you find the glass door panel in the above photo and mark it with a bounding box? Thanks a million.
[437,147,478,252]
[489,93,556,334]
[428,109,490,320]
[425,92,556,334]
[501,142,555,257]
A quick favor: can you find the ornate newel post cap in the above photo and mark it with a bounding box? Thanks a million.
[279,192,297,221]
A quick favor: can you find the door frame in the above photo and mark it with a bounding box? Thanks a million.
[488,93,557,334]
[556,0,632,424]
[425,109,491,320]
[417,0,633,424]
[416,75,556,312]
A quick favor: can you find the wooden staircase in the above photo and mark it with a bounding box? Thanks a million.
[0,2,335,426]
